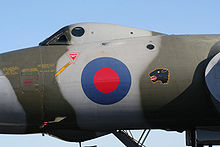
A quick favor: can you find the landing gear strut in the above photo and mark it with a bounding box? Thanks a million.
[113,129,151,147]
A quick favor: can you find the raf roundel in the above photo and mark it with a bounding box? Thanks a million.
[81,57,131,105]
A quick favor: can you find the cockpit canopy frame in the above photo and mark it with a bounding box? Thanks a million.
[39,26,71,46]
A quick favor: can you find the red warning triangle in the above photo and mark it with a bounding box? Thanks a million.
[69,53,77,61]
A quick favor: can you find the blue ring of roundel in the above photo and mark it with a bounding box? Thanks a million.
[81,57,131,105]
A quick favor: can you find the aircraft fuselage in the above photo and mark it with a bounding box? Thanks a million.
[0,23,220,145]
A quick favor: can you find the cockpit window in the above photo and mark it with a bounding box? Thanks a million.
[57,35,68,42]
[71,27,85,37]
[39,26,70,46]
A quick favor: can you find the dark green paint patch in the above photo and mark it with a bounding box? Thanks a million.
[0,46,78,133]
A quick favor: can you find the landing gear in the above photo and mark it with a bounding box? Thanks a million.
[78,142,97,147]
[113,129,151,147]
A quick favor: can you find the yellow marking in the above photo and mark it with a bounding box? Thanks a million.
[55,62,71,77]
[37,64,55,69]
[21,68,38,72]
[40,70,55,73]
[3,66,19,75]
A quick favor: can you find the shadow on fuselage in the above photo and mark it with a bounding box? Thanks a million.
[143,58,220,130]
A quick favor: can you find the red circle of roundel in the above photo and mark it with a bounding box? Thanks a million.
[94,68,119,93]
[81,57,131,105]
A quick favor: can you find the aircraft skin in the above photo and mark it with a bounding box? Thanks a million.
[0,23,220,143]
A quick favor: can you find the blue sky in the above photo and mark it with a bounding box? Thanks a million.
[0,0,220,146]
